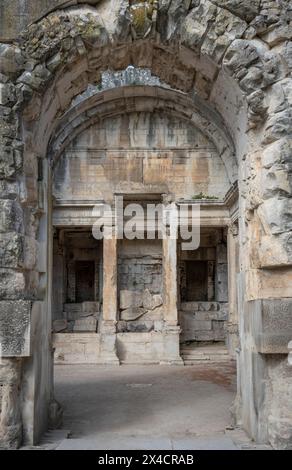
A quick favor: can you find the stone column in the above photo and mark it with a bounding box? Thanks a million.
[99,235,119,364]
[227,221,239,357]
[162,231,183,365]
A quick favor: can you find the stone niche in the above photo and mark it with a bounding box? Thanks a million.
[179,228,229,344]
[117,239,164,333]
[52,230,102,334]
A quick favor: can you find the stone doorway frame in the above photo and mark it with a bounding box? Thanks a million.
[1,3,291,449]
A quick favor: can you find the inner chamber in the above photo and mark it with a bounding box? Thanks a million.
[51,108,237,364]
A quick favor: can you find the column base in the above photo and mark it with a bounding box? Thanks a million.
[99,320,120,365]
[161,324,183,365]
[227,323,239,359]
[97,356,120,366]
[159,359,184,366]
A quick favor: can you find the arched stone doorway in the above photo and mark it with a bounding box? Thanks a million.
[0,1,291,450]
[50,83,238,366]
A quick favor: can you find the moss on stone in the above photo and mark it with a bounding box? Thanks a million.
[130,1,155,35]
[83,22,101,39]
[192,192,219,200]
[131,6,148,32]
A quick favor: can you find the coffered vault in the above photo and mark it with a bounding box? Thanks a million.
[0,0,291,449]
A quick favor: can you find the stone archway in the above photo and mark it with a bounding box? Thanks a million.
[0,1,291,449]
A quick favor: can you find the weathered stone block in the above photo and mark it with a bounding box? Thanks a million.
[257,333,292,354]
[143,306,164,321]
[217,308,229,321]
[142,289,163,310]
[0,180,18,199]
[263,109,292,145]
[250,299,292,354]
[191,320,212,331]
[261,198,292,234]
[0,300,31,356]
[120,289,143,309]
[46,52,62,72]
[0,233,24,268]
[181,302,199,311]
[195,311,211,321]
[201,6,248,63]
[0,82,16,106]
[82,301,100,314]
[262,299,292,333]
[261,23,292,48]
[223,39,259,77]
[262,165,291,198]
[73,317,97,332]
[181,2,216,52]
[262,138,292,169]
[0,269,25,300]
[154,320,164,332]
[0,146,17,178]
[53,319,67,333]
[198,302,220,311]
[0,200,23,233]
[211,0,260,22]
[126,321,154,333]
[0,44,24,77]
[120,307,146,321]
[194,331,215,341]
[53,332,101,364]
[16,65,51,91]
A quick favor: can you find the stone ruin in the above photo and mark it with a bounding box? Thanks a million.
[0,0,291,450]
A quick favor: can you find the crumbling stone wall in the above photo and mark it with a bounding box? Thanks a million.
[118,239,163,333]
[0,0,291,449]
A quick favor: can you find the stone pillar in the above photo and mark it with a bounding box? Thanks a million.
[162,232,183,365]
[99,236,119,364]
[0,359,22,449]
[52,241,65,321]
[227,221,239,357]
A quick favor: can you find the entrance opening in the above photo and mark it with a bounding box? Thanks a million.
[52,230,102,362]
[183,260,210,302]
[179,228,229,363]
[76,261,95,303]
[49,84,237,447]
